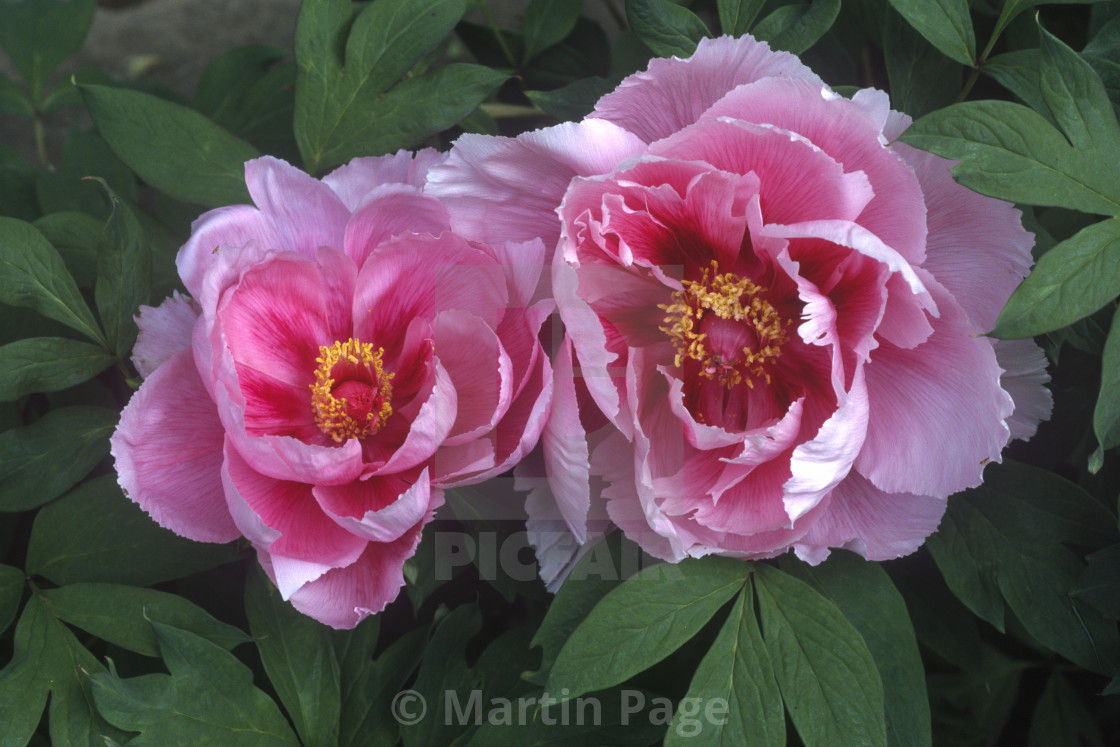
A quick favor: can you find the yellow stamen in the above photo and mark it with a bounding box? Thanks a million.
[659,261,789,388]
[309,338,394,442]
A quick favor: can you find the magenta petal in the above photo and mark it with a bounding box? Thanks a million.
[131,292,200,379]
[285,501,439,629]
[315,469,432,543]
[323,149,447,210]
[244,156,349,258]
[792,471,946,563]
[427,120,647,249]
[591,35,821,143]
[111,350,239,543]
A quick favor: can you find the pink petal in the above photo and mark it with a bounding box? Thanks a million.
[131,291,200,379]
[426,120,647,249]
[323,149,447,210]
[343,185,450,266]
[244,156,349,257]
[224,444,366,566]
[111,349,239,543]
[236,364,321,441]
[855,278,1014,497]
[176,204,270,299]
[285,505,438,629]
[700,78,929,266]
[431,310,512,445]
[591,35,821,144]
[993,339,1052,441]
[792,470,946,563]
[367,359,457,476]
[315,469,433,543]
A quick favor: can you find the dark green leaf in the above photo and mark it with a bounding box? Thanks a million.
[0,564,21,635]
[886,0,975,66]
[90,622,300,745]
[665,585,784,747]
[0,70,31,116]
[195,44,286,118]
[526,76,618,122]
[718,0,766,36]
[992,218,1120,338]
[929,461,1120,673]
[41,582,251,658]
[752,0,841,56]
[0,337,113,401]
[401,605,483,747]
[0,217,106,346]
[754,564,887,747]
[1093,305,1120,465]
[993,0,1114,46]
[0,0,95,102]
[926,646,1027,745]
[245,568,341,747]
[1040,24,1120,155]
[547,556,746,699]
[626,0,711,59]
[0,598,52,747]
[892,566,982,672]
[1072,543,1120,619]
[1027,673,1104,747]
[0,405,116,512]
[884,6,960,119]
[33,211,103,287]
[523,0,583,63]
[782,553,930,747]
[26,474,241,586]
[294,0,468,173]
[982,50,1053,125]
[902,101,1120,215]
[93,180,151,358]
[340,627,425,747]
[80,83,259,207]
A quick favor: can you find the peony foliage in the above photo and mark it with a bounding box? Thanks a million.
[0,0,1119,745]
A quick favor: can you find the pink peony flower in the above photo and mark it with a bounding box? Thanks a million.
[112,153,552,627]
[427,35,1052,582]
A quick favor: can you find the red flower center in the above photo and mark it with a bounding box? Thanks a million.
[310,338,394,442]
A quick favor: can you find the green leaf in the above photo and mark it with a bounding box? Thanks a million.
[884,6,961,119]
[41,582,251,658]
[752,0,841,56]
[929,461,1120,673]
[0,597,52,747]
[0,337,114,401]
[294,0,468,173]
[782,553,930,747]
[0,70,32,116]
[718,0,766,36]
[665,585,784,747]
[0,564,21,635]
[982,50,1053,125]
[906,97,1120,214]
[0,405,117,512]
[93,180,151,358]
[992,0,1114,48]
[26,474,241,586]
[547,556,746,699]
[991,218,1120,338]
[625,0,711,59]
[1027,672,1104,747]
[0,217,107,346]
[523,0,583,63]
[754,564,887,747]
[33,211,104,287]
[80,83,260,207]
[1039,23,1120,155]
[886,0,975,67]
[1093,305,1120,465]
[91,621,300,745]
[245,569,341,747]
[340,627,425,747]
[1072,543,1120,619]
[892,566,982,672]
[0,0,95,102]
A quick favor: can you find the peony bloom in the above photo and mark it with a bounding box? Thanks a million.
[112,153,552,627]
[427,35,1051,583]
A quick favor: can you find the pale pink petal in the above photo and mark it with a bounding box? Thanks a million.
[244,156,349,258]
[856,279,1014,497]
[323,149,447,210]
[591,35,821,144]
[700,78,929,265]
[431,439,497,484]
[343,186,450,266]
[792,471,946,563]
[994,339,1052,441]
[482,238,549,309]
[431,311,512,445]
[224,444,366,566]
[899,143,1034,332]
[426,120,647,249]
[315,469,432,543]
[131,291,200,379]
[285,506,438,629]
[176,204,270,299]
[111,349,239,543]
